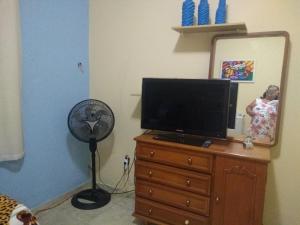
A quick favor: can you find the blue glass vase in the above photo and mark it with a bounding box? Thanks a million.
[198,0,209,25]
[215,0,226,24]
[182,0,195,26]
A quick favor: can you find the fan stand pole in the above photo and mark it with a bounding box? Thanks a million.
[90,139,97,190]
[71,139,111,210]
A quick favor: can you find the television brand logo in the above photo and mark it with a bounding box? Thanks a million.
[176,129,184,133]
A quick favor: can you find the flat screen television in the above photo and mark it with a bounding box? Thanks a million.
[228,82,239,129]
[141,78,231,140]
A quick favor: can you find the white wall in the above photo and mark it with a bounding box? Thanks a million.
[89,0,212,187]
[90,0,300,224]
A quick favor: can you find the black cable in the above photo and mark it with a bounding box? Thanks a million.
[36,146,134,215]
[96,147,106,184]
[111,190,134,195]
[35,195,71,216]
[116,156,135,192]
[110,170,127,194]
[111,155,136,194]
[96,147,131,194]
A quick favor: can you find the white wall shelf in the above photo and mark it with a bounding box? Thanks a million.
[172,23,247,34]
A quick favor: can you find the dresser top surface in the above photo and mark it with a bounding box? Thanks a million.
[135,134,271,163]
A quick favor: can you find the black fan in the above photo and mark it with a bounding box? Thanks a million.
[68,99,115,210]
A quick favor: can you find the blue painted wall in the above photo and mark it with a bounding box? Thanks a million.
[0,0,90,208]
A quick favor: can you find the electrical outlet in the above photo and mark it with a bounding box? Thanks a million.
[123,155,130,172]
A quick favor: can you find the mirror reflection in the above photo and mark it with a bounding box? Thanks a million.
[209,32,289,146]
[246,85,280,143]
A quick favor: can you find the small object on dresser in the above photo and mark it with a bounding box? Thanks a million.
[198,0,210,25]
[182,0,195,26]
[202,139,212,148]
[215,0,227,24]
[243,136,254,149]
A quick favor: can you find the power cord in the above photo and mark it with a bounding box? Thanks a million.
[35,146,135,215]
[35,195,71,216]
[96,147,108,185]
[113,156,135,193]
[96,147,135,195]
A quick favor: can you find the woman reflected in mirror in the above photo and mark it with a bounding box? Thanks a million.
[246,85,280,143]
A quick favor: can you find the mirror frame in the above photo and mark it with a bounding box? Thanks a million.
[208,31,290,147]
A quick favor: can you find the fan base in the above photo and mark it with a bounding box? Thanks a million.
[71,188,111,210]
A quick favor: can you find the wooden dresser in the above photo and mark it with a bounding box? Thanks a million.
[133,134,270,225]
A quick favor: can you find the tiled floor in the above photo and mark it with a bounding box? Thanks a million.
[37,192,143,225]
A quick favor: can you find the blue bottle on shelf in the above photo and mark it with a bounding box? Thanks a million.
[182,0,195,26]
[198,0,209,25]
[215,0,227,24]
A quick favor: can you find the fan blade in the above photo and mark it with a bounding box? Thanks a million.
[92,120,109,139]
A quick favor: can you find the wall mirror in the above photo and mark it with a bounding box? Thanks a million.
[209,31,289,146]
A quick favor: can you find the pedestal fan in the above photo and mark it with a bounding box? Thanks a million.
[68,99,115,210]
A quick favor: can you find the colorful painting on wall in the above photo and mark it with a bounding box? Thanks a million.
[221,60,255,82]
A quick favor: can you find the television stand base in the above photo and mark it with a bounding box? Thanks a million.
[153,133,212,148]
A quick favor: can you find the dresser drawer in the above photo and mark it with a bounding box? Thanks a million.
[135,197,209,225]
[136,180,210,216]
[136,143,213,173]
[135,160,211,196]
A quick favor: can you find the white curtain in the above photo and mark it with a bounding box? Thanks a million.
[0,0,23,161]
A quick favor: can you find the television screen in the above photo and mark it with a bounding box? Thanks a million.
[141,78,231,139]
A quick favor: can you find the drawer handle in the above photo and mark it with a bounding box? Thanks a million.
[216,196,220,203]
[150,151,155,157]
[148,208,152,215]
[148,188,153,196]
[187,157,192,165]
[148,170,153,177]
[186,200,191,207]
[185,219,190,225]
[186,179,191,186]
